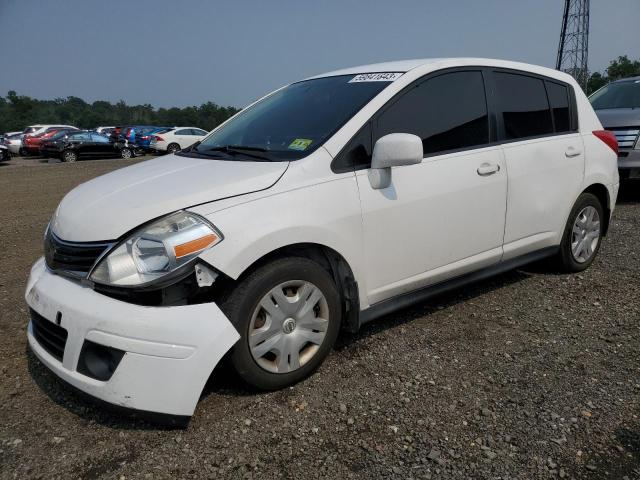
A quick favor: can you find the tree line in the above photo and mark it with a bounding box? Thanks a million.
[1,55,637,134]
[0,91,239,134]
[587,55,640,94]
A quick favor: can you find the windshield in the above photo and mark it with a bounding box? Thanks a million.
[181,74,398,161]
[590,79,640,109]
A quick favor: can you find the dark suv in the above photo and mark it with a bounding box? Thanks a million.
[590,76,640,179]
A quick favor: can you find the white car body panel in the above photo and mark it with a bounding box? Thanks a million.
[355,145,507,304]
[6,136,23,154]
[50,155,288,241]
[25,58,619,418]
[501,134,585,260]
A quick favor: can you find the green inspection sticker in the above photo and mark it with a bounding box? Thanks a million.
[288,138,313,151]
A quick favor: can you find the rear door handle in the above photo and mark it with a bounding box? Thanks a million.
[477,163,500,176]
[565,146,582,158]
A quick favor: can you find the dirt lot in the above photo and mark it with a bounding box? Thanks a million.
[0,156,639,479]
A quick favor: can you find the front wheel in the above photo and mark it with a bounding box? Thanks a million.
[221,257,342,390]
[554,192,604,272]
[62,150,78,162]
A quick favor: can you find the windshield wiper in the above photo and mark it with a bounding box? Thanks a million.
[204,145,273,161]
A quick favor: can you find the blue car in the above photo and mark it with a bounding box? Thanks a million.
[123,126,172,152]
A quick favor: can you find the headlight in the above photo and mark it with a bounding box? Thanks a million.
[90,211,222,287]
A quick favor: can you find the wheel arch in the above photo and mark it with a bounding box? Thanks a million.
[229,242,361,333]
[581,183,611,236]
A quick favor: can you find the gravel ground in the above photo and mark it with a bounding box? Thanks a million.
[0,156,639,479]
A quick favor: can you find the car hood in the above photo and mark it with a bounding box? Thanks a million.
[51,155,289,242]
[594,108,640,128]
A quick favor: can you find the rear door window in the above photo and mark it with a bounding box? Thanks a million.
[493,72,553,140]
[375,71,490,156]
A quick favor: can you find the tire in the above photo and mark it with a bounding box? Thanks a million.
[221,257,342,390]
[554,192,604,272]
[62,150,78,163]
[120,147,133,159]
[167,143,180,154]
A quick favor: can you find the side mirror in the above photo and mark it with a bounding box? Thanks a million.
[368,133,423,189]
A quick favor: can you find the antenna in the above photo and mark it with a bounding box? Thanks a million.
[556,0,590,90]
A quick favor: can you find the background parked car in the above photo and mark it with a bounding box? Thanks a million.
[42,131,134,162]
[132,126,172,151]
[22,127,79,155]
[39,130,84,158]
[95,126,116,135]
[590,75,640,180]
[2,133,23,155]
[22,124,77,137]
[0,144,9,162]
[150,127,209,153]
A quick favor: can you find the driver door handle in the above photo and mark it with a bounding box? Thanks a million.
[477,163,500,176]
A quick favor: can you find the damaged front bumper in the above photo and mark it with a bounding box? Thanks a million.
[25,257,240,417]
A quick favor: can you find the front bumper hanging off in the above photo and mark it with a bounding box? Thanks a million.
[25,257,240,417]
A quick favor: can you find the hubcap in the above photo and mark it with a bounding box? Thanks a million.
[249,280,329,374]
[571,206,600,263]
[64,152,75,161]
[122,149,131,158]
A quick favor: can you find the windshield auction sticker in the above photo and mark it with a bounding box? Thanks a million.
[349,72,403,83]
[289,138,313,151]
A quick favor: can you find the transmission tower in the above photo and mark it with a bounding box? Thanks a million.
[556,0,590,90]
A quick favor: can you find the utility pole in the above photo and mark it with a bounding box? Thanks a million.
[556,0,590,90]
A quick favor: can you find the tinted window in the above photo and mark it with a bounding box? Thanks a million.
[175,129,191,135]
[336,122,373,171]
[545,81,571,133]
[375,71,489,155]
[193,129,208,136]
[91,133,109,143]
[69,132,91,141]
[494,72,553,140]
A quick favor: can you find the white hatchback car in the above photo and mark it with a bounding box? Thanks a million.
[150,127,209,154]
[26,58,619,423]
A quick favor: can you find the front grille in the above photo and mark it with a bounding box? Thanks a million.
[44,229,112,278]
[30,309,68,362]
[609,127,639,149]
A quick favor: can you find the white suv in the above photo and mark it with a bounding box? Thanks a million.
[150,127,209,153]
[25,58,619,422]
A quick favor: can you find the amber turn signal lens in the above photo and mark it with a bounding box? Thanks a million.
[174,233,218,258]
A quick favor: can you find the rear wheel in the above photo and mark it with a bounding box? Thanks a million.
[167,143,180,154]
[554,192,604,272]
[221,257,342,390]
[62,150,78,163]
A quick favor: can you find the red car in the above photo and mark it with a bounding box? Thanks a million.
[22,127,77,155]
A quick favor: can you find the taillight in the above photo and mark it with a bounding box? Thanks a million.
[153,136,164,141]
[593,130,618,155]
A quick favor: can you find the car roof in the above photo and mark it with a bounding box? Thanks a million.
[611,75,640,83]
[307,57,575,84]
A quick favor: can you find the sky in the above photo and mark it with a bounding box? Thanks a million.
[1,0,638,109]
